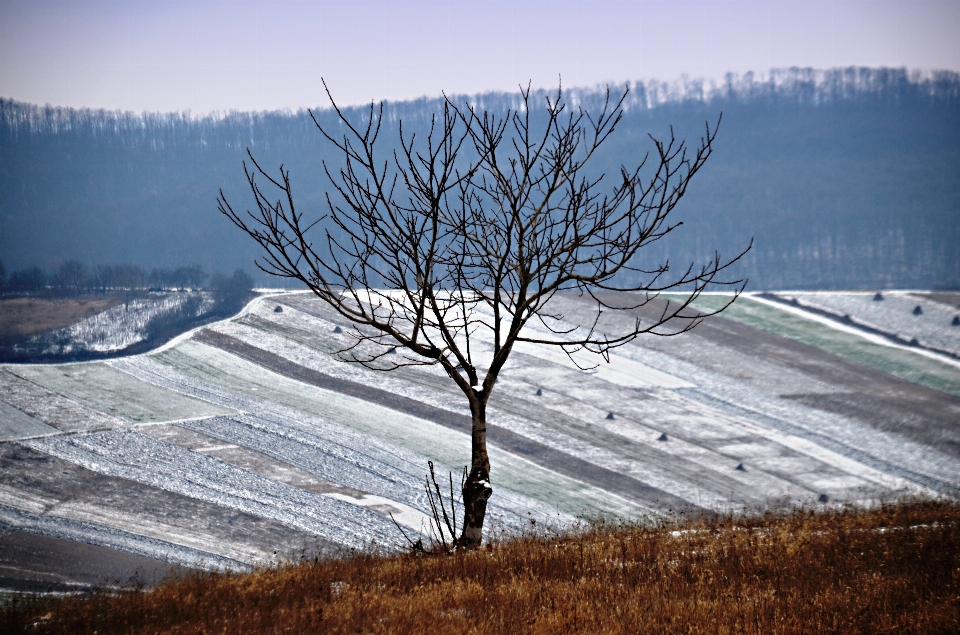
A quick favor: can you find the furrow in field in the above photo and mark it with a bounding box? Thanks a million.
[137,422,366,499]
[215,317,734,506]
[487,363,865,506]
[0,400,58,440]
[494,357,851,503]
[268,293,959,498]
[23,429,404,550]
[471,306,900,505]
[679,364,958,494]
[180,415,437,530]
[666,293,960,398]
[218,309,747,507]
[0,483,272,566]
[112,354,566,533]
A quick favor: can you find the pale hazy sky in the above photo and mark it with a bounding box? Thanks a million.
[1,0,958,113]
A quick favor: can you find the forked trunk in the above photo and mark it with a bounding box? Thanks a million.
[458,400,492,550]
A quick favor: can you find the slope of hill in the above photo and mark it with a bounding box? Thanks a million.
[1,291,958,592]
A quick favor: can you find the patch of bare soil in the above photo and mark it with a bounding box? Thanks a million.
[0,531,190,593]
[0,296,124,338]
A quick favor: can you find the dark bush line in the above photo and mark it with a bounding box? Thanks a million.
[0,260,233,298]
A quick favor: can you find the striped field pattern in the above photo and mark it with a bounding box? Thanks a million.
[2,290,959,589]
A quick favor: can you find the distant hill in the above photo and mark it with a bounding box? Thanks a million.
[1,67,958,290]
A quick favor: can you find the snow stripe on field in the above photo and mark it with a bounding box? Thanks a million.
[486,371,855,507]
[783,291,960,358]
[32,293,214,354]
[23,429,405,550]
[229,296,957,502]
[480,330,693,389]
[10,363,232,424]
[0,503,247,572]
[238,298,692,390]
[748,294,960,369]
[230,307,799,506]
[180,415,435,530]
[218,303,910,508]
[660,294,960,398]
[0,368,127,433]
[471,301,927,500]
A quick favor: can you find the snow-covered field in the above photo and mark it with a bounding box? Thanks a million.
[779,291,960,357]
[27,292,213,354]
[1,291,959,586]
[13,362,232,424]
[115,345,636,523]
[670,293,960,397]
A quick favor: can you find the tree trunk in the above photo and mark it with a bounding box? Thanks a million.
[459,399,492,550]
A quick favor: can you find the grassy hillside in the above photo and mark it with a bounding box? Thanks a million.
[3,501,957,634]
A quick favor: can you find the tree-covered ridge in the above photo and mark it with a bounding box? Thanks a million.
[3,67,958,136]
[1,67,958,290]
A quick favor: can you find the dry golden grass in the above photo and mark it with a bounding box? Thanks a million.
[0,296,123,337]
[3,501,957,634]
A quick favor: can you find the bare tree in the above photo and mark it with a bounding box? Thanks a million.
[53,260,88,295]
[219,83,750,550]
